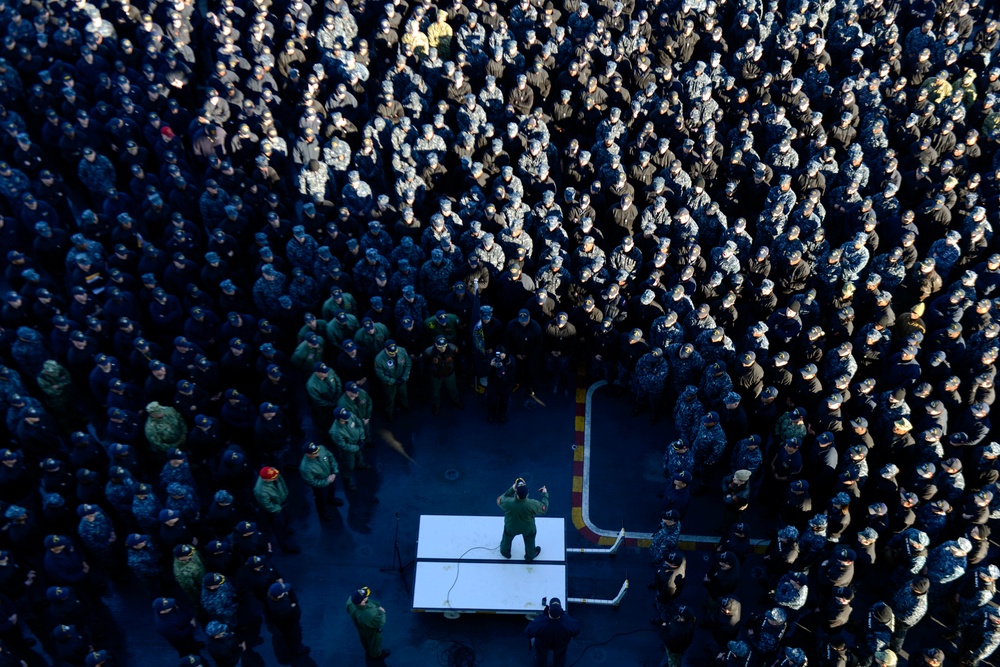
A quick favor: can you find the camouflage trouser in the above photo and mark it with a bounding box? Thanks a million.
[658,648,684,667]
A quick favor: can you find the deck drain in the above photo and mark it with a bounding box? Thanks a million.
[444,468,460,481]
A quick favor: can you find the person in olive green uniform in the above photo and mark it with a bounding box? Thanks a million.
[322,288,357,321]
[36,359,79,427]
[354,317,392,358]
[326,310,361,346]
[144,402,188,457]
[424,310,461,343]
[329,407,369,491]
[173,544,206,613]
[337,381,373,444]
[291,334,325,373]
[346,586,389,659]
[306,362,342,431]
[497,479,549,561]
[253,467,300,553]
[374,340,411,418]
[299,441,344,520]
[297,313,328,345]
[425,335,463,415]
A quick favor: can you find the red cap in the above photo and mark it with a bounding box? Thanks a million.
[259,467,280,481]
[160,126,175,139]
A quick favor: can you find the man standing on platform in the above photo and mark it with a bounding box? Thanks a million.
[497,478,549,561]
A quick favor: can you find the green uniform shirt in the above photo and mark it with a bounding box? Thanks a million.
[985,112,1000,140]
[347,598,385,631]
[499,486,549,534]
[329,414,366,452]
[306,372,343,409]
[144,405,188,454]
[774,413,807,443]
[326,313,360,344]
[253,476,289,514]
[297,321,328,344]
[299,446,340,487]
[173,552,206,602]
[424,314,461,342]
[337,389,373,421]
[354,322,391,355]
[37,361,72,402]
[374,348,411,384]
[323,293,358,320]
[919,77,952,104]
[291,340,325,371]
[346,596,385,657]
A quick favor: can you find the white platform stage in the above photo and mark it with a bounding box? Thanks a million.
[411,515,567,616]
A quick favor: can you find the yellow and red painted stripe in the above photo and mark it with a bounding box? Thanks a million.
[570,376,750,552]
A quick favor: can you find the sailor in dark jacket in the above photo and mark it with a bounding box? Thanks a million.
[265,582,310,658]
[659,604,696,667]
[524,597,581,667]
[652,551,686,622]
[152,597,202,657]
